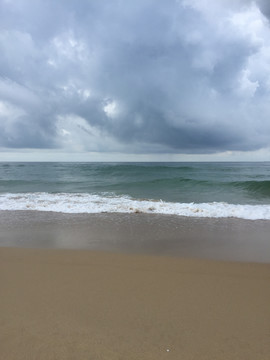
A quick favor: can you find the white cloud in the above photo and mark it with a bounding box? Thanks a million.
[103,100,120,119]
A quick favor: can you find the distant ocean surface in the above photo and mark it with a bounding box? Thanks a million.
[1,162,270,220]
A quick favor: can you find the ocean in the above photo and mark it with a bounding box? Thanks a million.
[1,162,270,220]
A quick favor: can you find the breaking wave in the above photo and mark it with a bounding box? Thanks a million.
[1,192,270,220]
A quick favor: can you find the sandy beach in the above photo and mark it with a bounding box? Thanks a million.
[1,245,270,359]
[1,211,270,359]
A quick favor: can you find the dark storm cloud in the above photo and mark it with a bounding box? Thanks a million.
[1,0,270,153]
[257,0,270,19]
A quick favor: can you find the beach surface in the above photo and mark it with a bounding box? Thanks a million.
[1,211,270,262]
[1,211,270,359]
[1,246,270,360]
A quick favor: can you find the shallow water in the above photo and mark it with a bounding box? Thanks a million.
[1,162,270,219]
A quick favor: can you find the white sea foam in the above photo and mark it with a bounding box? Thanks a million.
[0,192,270,220]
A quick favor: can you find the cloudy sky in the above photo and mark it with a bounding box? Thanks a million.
[1,0,270,161]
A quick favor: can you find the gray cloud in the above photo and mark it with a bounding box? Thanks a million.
[257,0,270,19]
[1,0,270,154]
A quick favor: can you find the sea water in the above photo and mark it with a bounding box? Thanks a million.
[1,162,270,220]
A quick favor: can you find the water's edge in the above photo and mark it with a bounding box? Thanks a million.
[1,192,270,220]
[1,210,270,263]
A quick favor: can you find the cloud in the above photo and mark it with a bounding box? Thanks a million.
[257,0,270,19]
[1,0,270,154]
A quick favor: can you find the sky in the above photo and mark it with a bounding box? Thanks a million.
[1,0,270,161]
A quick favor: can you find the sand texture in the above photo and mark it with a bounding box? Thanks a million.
[1,247,270,359]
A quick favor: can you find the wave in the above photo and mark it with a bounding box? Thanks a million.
[99,178,270,197]
[232,180,270,196]
[1,192,270,220]
[129,178,270,198]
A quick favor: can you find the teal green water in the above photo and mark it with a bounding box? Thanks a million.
[1,162,270,205]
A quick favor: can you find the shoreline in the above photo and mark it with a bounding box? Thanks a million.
[1,210,270,262]
[2,192,270,220]
[1,246,270,359]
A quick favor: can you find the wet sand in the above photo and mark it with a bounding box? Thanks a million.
[1,210,270,262]
[1,211,270,359]
[1,247,270,359]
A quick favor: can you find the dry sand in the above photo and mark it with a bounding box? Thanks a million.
[1,246,270,359]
